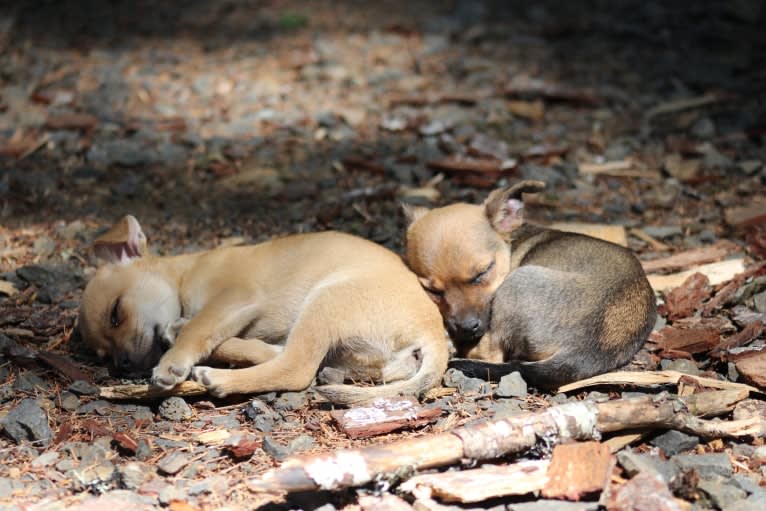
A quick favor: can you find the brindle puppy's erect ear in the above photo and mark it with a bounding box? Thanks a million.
[401,203,430,228]
[93,215,147,265]
[484,180,546,235]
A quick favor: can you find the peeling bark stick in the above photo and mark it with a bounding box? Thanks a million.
[249,390,752,493]
[99,380,207,400]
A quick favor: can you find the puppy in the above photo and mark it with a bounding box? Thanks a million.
[78,215,448,405]
[403,180,656,387]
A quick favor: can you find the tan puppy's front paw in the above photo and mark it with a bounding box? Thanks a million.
[162,318,189,346]
[191,366,232,397]
[152,350,194,389]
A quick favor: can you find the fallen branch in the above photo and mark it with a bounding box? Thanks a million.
[99,380,207,400]
[248,390,752,493]
[557,370,761,396]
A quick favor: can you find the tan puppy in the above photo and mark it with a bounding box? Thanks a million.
[78,216,448,405]
[404,180,656,387]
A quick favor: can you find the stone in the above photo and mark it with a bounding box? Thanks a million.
[520,163,567,187]
[157,451,190,475]
[288,434,316,454]
[72,461,115,490]
[244,399,279,432]
[690,117,716,139]
[617,450,679,485]
[496,371,528,398]
[158,397,193,421]
[316,366,345,385]
[660,358,701,376]
[12,370,49,393]
[262,436,291,461]
[488,399,523,418]
[698,477,748,510]
[59,391,80,411]
[0,477,25,499]
[272,391,309,411]
[31,451,59,468]
[443,368,491,395]
[68,380,100,396]
[117,462,150,490]
[642,226,683,240]
[158,485,187,505]
[650,430,700,456]
[2,398,53,447]
[672,453,733,479]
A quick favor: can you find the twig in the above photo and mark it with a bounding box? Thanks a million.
[99,380,207,400]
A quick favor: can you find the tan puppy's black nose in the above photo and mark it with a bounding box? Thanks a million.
[113,352,133,374]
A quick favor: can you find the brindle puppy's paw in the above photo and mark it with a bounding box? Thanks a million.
[151,349,194,389]
[191,366,231,397]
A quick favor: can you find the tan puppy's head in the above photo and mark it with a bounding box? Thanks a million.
[404,180,545,350]
[78,215,181,375]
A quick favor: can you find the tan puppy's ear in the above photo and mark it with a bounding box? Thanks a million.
[484,180,545,234]
[93,215,147,265]
[401,203,430,227]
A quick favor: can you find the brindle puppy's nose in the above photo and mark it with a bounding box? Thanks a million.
[447,316,483,342]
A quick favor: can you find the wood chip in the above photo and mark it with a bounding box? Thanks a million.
[578,160,660,179]
[711,321,764,359]
[663,154,701,182]
[0,280,18,296]
[549,222,627,247]
[647,258,745,293]
[641,241,739,274]
[196,430,231,445]
[45,112,98,131]
[662,273,712,320]
[734,352,766,389]
[652,326,720,355]
[401,460,550,503]
[724,201,766,228]
[330,397,442,439]
[427,155,513,174]
[542,441,612,500]
[644,92,726,122]
[507,99,545,121]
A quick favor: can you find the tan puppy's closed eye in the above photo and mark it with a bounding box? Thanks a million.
[404,180,656,388]
[79,215,448,406]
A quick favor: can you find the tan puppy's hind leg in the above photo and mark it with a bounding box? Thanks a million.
[208,337,280,366]
[192,292,338,396]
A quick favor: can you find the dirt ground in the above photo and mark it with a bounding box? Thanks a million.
[1,1,765,510]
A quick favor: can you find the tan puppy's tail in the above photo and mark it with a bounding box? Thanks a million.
[314,337,448,407]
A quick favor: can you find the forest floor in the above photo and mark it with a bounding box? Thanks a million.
[1,1,765,510]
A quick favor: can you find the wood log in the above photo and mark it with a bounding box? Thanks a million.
[248,390,753,493]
